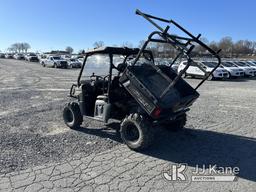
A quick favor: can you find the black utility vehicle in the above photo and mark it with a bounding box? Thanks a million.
[63,10,221,150]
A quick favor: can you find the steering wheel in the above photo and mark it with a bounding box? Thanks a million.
[90,73,104,82]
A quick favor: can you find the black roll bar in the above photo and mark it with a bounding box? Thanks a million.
[134,9,222,92]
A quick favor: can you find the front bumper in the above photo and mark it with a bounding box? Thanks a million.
[213,72,229,78]
[245,71,255,76]
[230,71,244,77]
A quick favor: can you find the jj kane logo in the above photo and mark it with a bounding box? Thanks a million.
[163,164,239,182]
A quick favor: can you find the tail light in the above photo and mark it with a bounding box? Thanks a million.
[152,107,161,118]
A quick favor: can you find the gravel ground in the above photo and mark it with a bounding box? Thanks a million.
[0,59,119,174]
[0,58,256,191]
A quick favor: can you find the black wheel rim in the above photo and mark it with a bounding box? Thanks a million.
[64,108,74,123]
[125,124,140,142]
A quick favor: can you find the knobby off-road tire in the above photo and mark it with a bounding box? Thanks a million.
[63,102,83,129]
[164,113,187,132]
[120,113,154,151]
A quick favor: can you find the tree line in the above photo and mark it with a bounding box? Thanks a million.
[138,37,256,58]
[195,37,256,58]
[86,38,256,58]
[7,43,31,53]
[7,37,256,58]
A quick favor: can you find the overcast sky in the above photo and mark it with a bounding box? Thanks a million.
[0,0,255,53]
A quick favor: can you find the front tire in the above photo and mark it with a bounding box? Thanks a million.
[63,102,83,129]
[120,113,154,151]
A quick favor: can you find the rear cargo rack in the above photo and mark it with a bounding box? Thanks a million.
[133,9,222,96]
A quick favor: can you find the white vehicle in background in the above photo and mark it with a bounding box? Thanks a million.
[77,56,85,64]
[232,61,256,77]
[246,61,256,70]
[242,61,256,74]
[39,54,47,65]
[178,61,229,80]
[25,53,39,62]
[0,53,5,58]
[5,53,14,59]
[14,53,25,60]
[67,58,82,68]
[41,55,68,68]
[221,62,244,78]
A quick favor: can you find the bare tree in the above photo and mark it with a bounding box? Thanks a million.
[93,41,104,48]
[138,40,146,48]
[218,37,233,57]
[78,49,85,55]
[11,43,18,53]
[208,41,219,52]
[65,46,74,54]
[122,42,133,48]
[22,43,31,53]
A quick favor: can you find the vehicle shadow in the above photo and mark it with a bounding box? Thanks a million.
[77,124,256,182]
[76,122,122,143]
[143,127,256,182]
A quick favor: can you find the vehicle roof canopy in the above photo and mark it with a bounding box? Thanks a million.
[85,46,152,56]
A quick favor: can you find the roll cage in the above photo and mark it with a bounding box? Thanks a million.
[133,9,222,94]
[75,47,154,95]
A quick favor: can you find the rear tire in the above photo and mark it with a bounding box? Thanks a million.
[163,113,186,132]
[63,102,83,129]
[120,113,154,151]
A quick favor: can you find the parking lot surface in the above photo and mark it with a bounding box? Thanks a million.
[0,59,256,191]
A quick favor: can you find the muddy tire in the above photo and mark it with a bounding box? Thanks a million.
[120,113,153,151]
[63,102,83,129]
[164,113,186,132]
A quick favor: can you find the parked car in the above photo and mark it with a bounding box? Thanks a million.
[67,58,82,68]
[0,53,5,58]
[77,56,85,64]
[178,61,229,80]
[5,53,13,59]
[14,53,25,60]
[232,61,256,77]
[25,53,39,62]
[41,56,68,68]
[39,54,47,65]
[243,61,256,73]
[221,62,244,78]
[246,61,256,66]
